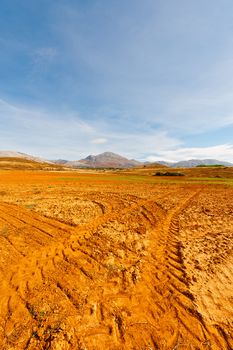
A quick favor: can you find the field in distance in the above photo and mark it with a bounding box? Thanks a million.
[0,169,232,349]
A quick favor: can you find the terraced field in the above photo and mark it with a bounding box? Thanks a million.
[0,171,232,349]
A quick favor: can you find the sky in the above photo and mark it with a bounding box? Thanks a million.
[1,0,233,162]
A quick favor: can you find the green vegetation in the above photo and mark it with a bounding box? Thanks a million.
[196,164,225,167]
[24,204,36,210]
[58,175,233,186]
[0,226,9,238]
[154,171,185,176]
[187,177,226,181]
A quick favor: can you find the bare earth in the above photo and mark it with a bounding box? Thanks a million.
[0,171,232,349]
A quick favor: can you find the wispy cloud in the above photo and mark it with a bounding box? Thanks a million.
[0,99,96,158]
[1,1,233,161]
[147,144,233,163]
[1,97,233,162]
[0,99,93,134]
[0,98,182,160]
[91,138,108,144]
[53,0,233,135]
[31,47,57,67]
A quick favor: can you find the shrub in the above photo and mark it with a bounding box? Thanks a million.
[154,171,185,177]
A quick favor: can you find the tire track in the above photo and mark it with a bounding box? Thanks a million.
[0,187,232,349]
[0,195,166,349]
[0,202,72,235]
[120,189,230,350]
[155,189,231,349]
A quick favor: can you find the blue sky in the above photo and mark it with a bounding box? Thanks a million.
[1,0,233,161]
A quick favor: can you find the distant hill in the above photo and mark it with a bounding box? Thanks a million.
[0,151,50,163]
[154,159,233,168]
[1,151,233,169]
[142,162,168,168]
[1,151,141,169]
[0,157,64,170]
[156,161,174,167]
[51,159,70,165]
[0,151,70,170]
[171,159,233,168]
[77,152,141,168]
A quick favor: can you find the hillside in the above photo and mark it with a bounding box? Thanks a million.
[172,159,233,168]
[155,159,233,168]
[77,152,141,168]
[1,151,233,169]
[141,162,168,168]
[0,157,65,170]
[1,151,142,169]
[0,151,50,163]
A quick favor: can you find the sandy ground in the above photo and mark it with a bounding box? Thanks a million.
[0,171,232,349]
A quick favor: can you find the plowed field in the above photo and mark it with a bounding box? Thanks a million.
[0,171,232,349]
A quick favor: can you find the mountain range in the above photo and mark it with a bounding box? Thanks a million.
[56,152,141,168]
[0,151,232,168]
[156,159,233,168]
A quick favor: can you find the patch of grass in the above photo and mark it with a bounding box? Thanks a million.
[0,226,9,238]
[105,263,125,272]
[24,204,36,210]
[111,175,152,182]
[59,175,156,182]
[154,171,185,176]
[186,177,233,186]
[26,303,37,319]
[57,175,233,186]
[188,177,228,181]
[59,177,82,181]
[26,302,48,322]
[196,164,225,167]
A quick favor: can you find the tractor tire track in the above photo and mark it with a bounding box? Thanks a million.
[0,187,232,349]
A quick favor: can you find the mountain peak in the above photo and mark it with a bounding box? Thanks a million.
[79,152,141,168]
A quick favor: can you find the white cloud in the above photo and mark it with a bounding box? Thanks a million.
[89,130,183,161]
[28,47,58,81]
[1,97,233,163]
[31,47,57,66]
[0,97,184,160]
[91,138,108,144]
[34,47,57,59]
[0,98,94,134]
[147,144,233,163]
[0,98,97,159]
[53,1,233,136]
